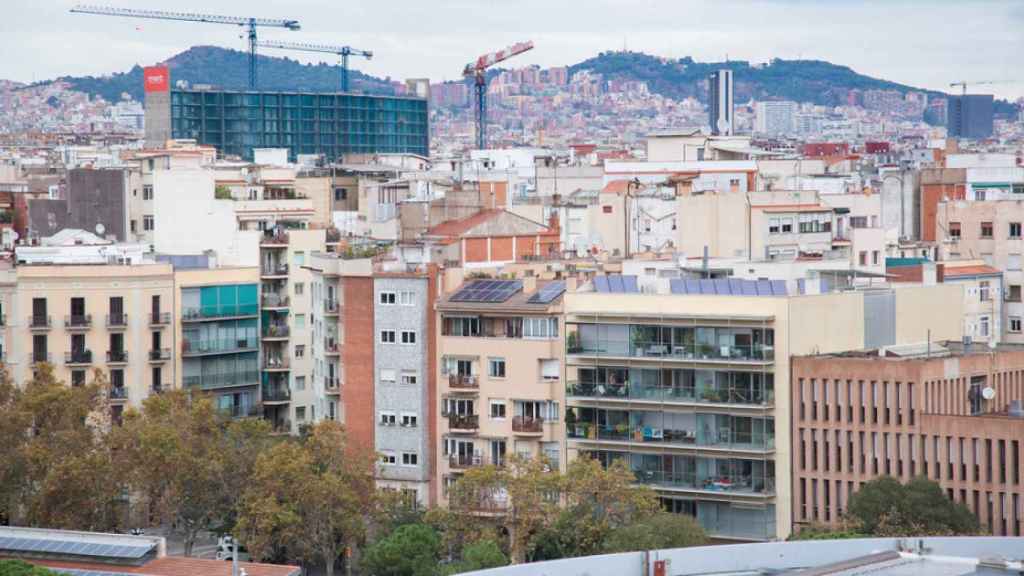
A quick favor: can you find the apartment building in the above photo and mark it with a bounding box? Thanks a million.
[436,277,566,504]
[563,275,963,540]
[174,267,261,421]
[7,261,175,420]
[307,253,438,506]
[792,342,1024,536]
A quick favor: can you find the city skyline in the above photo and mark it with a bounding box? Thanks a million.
[3,1,1023,100]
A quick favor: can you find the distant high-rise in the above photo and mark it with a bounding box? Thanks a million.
[709,69,734,136]
[755,101,797,135]
[947,94,994,139]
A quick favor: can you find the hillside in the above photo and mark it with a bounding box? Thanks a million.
[569,52,1017,115]
[58,46,397,102]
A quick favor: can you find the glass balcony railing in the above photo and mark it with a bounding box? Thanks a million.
[183,370,260,390]
[182,338,257,355]
[262,384,291,402]
[632,470,775,495]
[567,380,774,406]
[567,417,774,452]
[182,305,258,321]
[569,341,774,362]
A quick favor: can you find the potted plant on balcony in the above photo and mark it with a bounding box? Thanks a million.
[566,331,581,354]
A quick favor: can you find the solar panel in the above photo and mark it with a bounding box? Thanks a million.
[771,280,788,296]
[593,276,610,292]
[527,281,566,304]
[756,279,773,296]
[449,279,521,303]
[622,275,639,293]
[608,275,624,293]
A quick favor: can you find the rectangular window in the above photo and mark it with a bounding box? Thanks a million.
[402,452,419,466]
[296,406,306,421]
[400,371,418,386]
[1009,285,1022,302]
[979,316,990,337]
[401,413,418,427]
[399,291,416,306]
[981,221,993,238]
[489,358,506,378]
[400,330,416,344]
[380,330,396,343]
[295,344,305,358]
[872,251,879,265]
[490,400,506,419]
[143,215,154,231]
[294,314,306,329]
[859,251,868,266]
[295,375,305,391]
[769,218,780,234]
[143,185,153,200]
[1011,222,1023,239]
[379,292,396,305]
[293,251,305,266]
[379,412,396,426]
[1010,317,1022,333]
[294,282,304,295]
[524,317,558,339]
[334,187,348,201]
[781,217,793,233]
[979,281,990,302]
[949,222,961,238]
[380,452,396,465]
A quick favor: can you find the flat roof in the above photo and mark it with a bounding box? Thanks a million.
[172,88,426,102]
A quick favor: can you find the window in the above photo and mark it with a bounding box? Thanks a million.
[399,291,416,305]
[444,316,480,336]
[524,317,558,339]
[490,400,507,419]
[380,452,396,465]
[401,371,418,386]
[295,344,305,358]
[602,205,613,214]
[948,222,960,238]
[729,178,740,187]
[294,314,306,329]
[859,251,868,266]
[979,281,990,302]
[296,406,306,421]
[402,452,419,466]
[143,216,154,231]
[293,251,305,266]
[1010,254,1023,271]
[130,220,137,233]
[849,216,868,228]
[379,291,396,305]
[768,218,780,234]
[334,187,348,201]
[781,218,793,233]
[1011,223,1022,239]
[380,412,396,426]
[295,375,306,391]
[1011,317,1022,334]
[380,369,396,384]
[401,413,418,427]
[71,370,86,387]
[871,251,879,266]
[294,282,304,295]
[979,316,990,337]
[400,330,417,344]
[380,330,396,343]
[143,185,153,200]
[489,358,506,378]
[1009,285,1022,302]
[981,222,993,238]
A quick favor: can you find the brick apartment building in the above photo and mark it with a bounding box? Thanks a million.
[792,341,1024,536]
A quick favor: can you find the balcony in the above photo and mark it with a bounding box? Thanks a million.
[109,386,128,403]
[262,324,290,340]
[182,338,257,356]
[148,348,171,362]
[182,305,258,322]
[449,453,484,470]
[566,380,774,408]
[261,232,289,247]
[567,414,775,454]
[220,403,260,419]
[64,314,93,330]
[106,313,128,329]
[64,349,94,366]
[107,350,129,364]
[261,263,289,278]
[28,315,51,330]
[263,356,290,371]
[324,377,341,394]
[29,352,51,364]
[569,341,774,364]
[447,413,479,432]
[151,384,168,395]
[448,374,479,391]
[184,370,260,391]
[262,294,290,309]
[271,419,292,435]
[261,384,291,404]
[149,312,171,326]
[324,339,340,355]
[512,416,544,435]
[324,299,340,315]
[632,469,775,498]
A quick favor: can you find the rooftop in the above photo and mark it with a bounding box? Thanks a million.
[813,340,1024,360]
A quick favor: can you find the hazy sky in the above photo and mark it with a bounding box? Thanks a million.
[6,0,1024,100]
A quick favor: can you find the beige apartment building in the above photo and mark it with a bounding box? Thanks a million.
[563,277,963,540]
[436,277,567,503]
[8,262,176,419]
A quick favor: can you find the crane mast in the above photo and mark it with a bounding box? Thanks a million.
[70,5,300,89]
[462,40,534,150]
[255,40,373,92]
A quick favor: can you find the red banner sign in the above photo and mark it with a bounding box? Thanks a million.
[143,66,169,93]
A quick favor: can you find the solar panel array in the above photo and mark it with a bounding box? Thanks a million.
[592,275,639,294]
[449,279,523,303]
[526,280,567,304]
[0,536,155,560]
[669,278,789,297]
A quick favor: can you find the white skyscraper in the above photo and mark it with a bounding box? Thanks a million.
[709,69,734,136]
[755,101,797,135]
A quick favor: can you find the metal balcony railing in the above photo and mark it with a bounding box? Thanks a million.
[28,315,51,329]
[107,350,129,364]
[106,313,129,328]
[65,314,92,329]
[512,416,544,434]
[65,350,94,365]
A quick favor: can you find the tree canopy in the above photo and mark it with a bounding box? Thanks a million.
[847,476,978,536]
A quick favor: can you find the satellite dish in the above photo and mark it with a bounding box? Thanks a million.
[95,223,106,236]
[982,387,996,401]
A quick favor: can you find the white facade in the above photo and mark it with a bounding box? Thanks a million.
[755,101,797,135]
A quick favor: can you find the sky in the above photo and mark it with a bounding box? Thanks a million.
[4,0,1024,100]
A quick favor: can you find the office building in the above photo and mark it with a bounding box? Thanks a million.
[143,66,429,161]
[792,341,1024,536]
[754,101,797,136]
[709,70,734,136]
[947,95,994,139]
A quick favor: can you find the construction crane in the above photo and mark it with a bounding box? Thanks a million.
[70,5,300,89]
[462,40,534,150]
[255,40,372,92]
[949,80,1010,96]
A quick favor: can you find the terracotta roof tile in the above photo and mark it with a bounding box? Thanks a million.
[943,265,1002,277]
[30,556,301,576]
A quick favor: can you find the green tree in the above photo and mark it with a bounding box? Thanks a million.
[236,422,376,576]
[0,559,61,576]
[439,539,508,575]
[602,513,706,553]
[847,476,978,536]
[361,524,440,576]
[0,367,28,523]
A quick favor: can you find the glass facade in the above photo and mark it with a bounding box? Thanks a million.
[169,90,429,161]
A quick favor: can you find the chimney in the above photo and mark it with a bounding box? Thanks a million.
[522,276,538,294]
[566,277,578,293]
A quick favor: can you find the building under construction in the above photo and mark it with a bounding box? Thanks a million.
[143,66,429,161]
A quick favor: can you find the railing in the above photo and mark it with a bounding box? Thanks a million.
[261,263,289,276]
[632,469,775,496]
[448,374,478,390]
[447,413,479,431]
[184,371,260,390]
[324,377,340,392]
[107,350,129,363]
[182,305,258,321]
[567,422,774,451]
[272,420,292,434]
[106,313,128,328]
[150,312,171,325]
[449,453,484,469]
[512,416,544,434]
[182,338,257,355]
[566,381,774,406]
[64,314,92,329]
[29,352,51,364]
[324,299,339,313]
[324,339,339,354]
[151,385,168,395]
[262,384,291,402]
[65,350,94,364]
[261,232,289,245]
[263,325,290,338]
[221,403,260,418]
[263,356,290,370]
[109,386,128,401]
[149,348,171,361]
[262,294,290,308]
[568,341,774,363]
[28,315,51,329]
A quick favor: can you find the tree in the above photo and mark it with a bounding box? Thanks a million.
[0,560,61,576]
[0,367,28,524]
[113,390,232,556]
[361,524,440,576]
[847,476,978,536]
[236,421,376,576]
[602,513,706,553]
[439,539,508,576]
